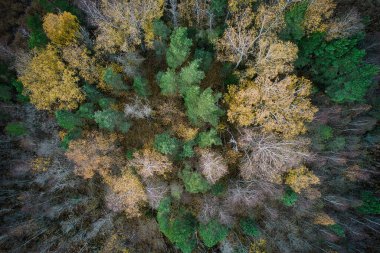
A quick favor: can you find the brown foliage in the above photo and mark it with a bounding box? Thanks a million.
[66,131,123,179]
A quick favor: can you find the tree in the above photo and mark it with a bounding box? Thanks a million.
[280,0,308,42]
[103,67,129,92]
[5,122,27,137]
[154,132,181,155]
[199,219,229,248]
[124,97,152,119]
[166,27,192,69]
[105,169,147,217]
[198,149,228,184]
[180,165,211,193]
[129,148,173,180]
[285,166,320,193]
[183,86,223,127]
[66,131,123,179]
[19,45,84,111]
[43,12,80,46]
[217,1,288,68]
[240,218,261,237]
[157,197,197,253]
[303,0,336,34]
[225,76,317,138]
[55,110,83,131]
[80,0,165,52]
[133,76,151,97]
[238,130,311,181]
[253,39,298,79]
[157,69,178,95]
[94,109,131,133]
[296,33,379,103]
[62,45,98,84]
[326,9,364,41]
[178,60,205,92]
[196,128,222,148]
[27,14,48,49]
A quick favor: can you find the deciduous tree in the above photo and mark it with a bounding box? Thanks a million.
[43,12,80,46]
[198,149,228,184]
[19,45,84,111]
[285,166,320,193]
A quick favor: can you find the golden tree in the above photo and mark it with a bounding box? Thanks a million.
[224,80,261,127]
[225,76,317,138]
[105,168,148,217]
[66,131,123,179]
[62,44,99,84]
[83,0,164,53]
[285,166,320,193]
[43,12,80,46]
[216,0,288,67]
[19,45,84,111]
[303,0,336,34]
[253,38,298,79]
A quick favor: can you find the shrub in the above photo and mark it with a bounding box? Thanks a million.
[357,191,380,215]
[328,224,345,237]
[26,14,48,49]
[199,219,229,248]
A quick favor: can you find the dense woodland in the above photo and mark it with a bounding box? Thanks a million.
[0,0,379,252]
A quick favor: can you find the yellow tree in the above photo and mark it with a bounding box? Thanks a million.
[62,44,99,84]
[303,0,336,34]
[82,0,164,53]
[225,76,317,138]
[43,12,80,46]
[105,168,148,217]
[19,45,84,111]
[285,166,320,193]
[216,0,289,68]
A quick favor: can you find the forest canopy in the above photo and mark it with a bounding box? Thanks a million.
[0,0,379,252]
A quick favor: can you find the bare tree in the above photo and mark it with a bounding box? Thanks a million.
[198,149,228,184]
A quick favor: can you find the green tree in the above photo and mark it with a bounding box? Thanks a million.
[180,140,196,159]
[282,187,298,206]
[194,49,214,72]
[157,197,197,253]
[26,14,48,49]
[154,132,181,155]
[357,191,380,215]
[180,165,211,193]
[5,122,27,137]
[55,110,84,131]
[133,76,151,97]
[0,85,11,102]
[94,109,131,133]
[183,86,223,127]
[197,128,222,148]
[103,67,129,92]
[280,0,308,42]
[199,219,229,248]
[296,33,378,103]
[77,103,95,119]
[179,60,205,93]
[157,69,177,95]
[166,27,192,69]
[240,218,261,237]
